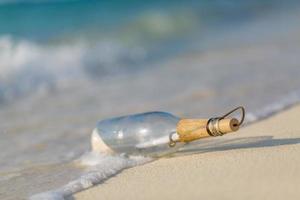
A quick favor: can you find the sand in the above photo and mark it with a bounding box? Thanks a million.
[72,105,300,200]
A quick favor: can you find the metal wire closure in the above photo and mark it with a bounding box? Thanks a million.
[207,106,245,137]
[207,118,224,136]
[219,106,245,126]
[169,131,177,147]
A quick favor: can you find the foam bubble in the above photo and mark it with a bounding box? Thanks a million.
[30,192,65,200]
[30,152,152,200]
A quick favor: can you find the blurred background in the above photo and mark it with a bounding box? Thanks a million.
[1,0,300,198]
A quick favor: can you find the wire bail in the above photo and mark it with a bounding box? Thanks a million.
[207,106,245,137]
[219,106,245,126]
[168,132,177,147]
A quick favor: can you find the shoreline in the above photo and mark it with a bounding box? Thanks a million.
[72,104,300,200]
[1,3,300,200]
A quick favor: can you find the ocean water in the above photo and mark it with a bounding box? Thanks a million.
[1,0,300,199]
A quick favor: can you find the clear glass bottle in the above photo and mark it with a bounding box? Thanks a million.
[91,107,244,157]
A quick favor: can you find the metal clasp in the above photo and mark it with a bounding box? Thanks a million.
[168,132,177,147]
[219,106,245,126]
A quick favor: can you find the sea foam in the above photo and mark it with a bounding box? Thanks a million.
[29,152,152,200]
[245,90,300,124]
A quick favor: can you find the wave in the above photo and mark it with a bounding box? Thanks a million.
[246,90,300,123]
[30,152,152,200]
[0,36,147,103]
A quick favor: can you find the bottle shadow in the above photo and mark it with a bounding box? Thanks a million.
[173,136,300,157]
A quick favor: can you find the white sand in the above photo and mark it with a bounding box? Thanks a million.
[72,105,300,200]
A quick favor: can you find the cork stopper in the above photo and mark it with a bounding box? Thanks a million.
[217,118,240,133]
[171,106,245,146]
[176,117,240,143]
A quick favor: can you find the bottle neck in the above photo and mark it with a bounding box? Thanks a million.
[170,117,239,145]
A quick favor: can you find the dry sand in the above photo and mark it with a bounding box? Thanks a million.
[72,105,300,200]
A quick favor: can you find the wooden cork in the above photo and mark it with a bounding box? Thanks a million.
[176,118,239,143]
[177,119,209,142]
[217,118,239,133]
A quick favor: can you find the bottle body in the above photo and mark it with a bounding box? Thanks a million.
[91,108,243,157]
[92,112,183,157]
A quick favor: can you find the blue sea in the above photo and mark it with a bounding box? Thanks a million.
[1,0,300,199]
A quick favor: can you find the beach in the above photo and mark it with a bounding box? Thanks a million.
[1,1,300,199]
[1,24,300,198]
[73,104,300,200]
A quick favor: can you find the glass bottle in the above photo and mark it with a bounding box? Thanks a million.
[91,107,244,157]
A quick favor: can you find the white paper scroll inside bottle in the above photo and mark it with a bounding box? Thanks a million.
[91,107,245,157]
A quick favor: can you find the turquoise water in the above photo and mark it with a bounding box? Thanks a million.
[0,0,299,102]
[1,1,300,199]
[0,0,293,41]
[0,0,299,103]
